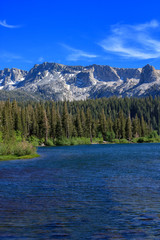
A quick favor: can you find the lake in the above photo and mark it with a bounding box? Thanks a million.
[1,143,160,239]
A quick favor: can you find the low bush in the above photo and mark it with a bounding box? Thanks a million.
[45,139,54,146]
[55,137,91,146]
[92,137,103,144]
[137,137,149,143]
[0,141,36,156]
[71,137,91,145]
[119,139,129,144]
[28,136,40,146]
[113,139,120,144]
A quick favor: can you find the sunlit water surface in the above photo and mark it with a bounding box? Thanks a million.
[1,144,160,239]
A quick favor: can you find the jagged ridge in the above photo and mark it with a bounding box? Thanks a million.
[0,63,160,100]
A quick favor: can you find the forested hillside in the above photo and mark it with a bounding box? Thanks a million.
[0,96,159,145]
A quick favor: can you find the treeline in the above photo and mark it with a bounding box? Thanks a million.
[0,96,160,144]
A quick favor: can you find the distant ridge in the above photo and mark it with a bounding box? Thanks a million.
[0,63,160,100]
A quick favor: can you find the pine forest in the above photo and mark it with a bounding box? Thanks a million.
[1,96,160,146]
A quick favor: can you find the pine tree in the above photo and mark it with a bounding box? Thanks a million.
[62,102,70,138]
[86,108,92,142]
[21,107,27,138]
[119,110,126,139]
[125,114,132,140]
[51,102,57,140]
[141,115,146,137]
[100,109,107,140]
[132,114,139,138]
[55,108,63,139]
[80,109,86,136]
[75,108,83,137]
[2,100,13,142]
[42,108,49,143]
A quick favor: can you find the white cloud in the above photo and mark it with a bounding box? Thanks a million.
[0,20,21,28]
[133,20,159,31]
[38,57,44,62]
[0,52,32,64]
[99,20,160,60]
[0,52,22,60]
[61,44,98,61]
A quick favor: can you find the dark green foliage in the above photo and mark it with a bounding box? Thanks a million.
[1,96,160,144]
[125,114,132,140]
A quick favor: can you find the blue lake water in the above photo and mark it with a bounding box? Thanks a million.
[1,144,160,239]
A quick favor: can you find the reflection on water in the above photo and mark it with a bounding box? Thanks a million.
[1,144,160,239]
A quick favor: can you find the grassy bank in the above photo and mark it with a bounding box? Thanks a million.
[0,141,39,161]
[28,134,160,147]
[0,154,40,161]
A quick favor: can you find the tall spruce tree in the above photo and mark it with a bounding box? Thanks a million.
[100,109,107,140]
[62,102,70,138]
[125,114,132,140]
[55,108,63,139]
[86,108,92,142]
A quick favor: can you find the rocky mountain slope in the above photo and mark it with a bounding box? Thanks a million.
[1,63,160,100]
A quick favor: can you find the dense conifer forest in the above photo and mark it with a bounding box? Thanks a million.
[0,96,160,146]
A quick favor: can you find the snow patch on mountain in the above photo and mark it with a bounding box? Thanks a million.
[0,63,160,100]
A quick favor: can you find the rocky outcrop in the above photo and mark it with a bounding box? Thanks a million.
[140,64,157,84]
[0,62,160,100]
[90,64,120,82]
[0,68,27,89]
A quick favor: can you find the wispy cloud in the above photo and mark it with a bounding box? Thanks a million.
[0,52,32,64]
[0,52,22,61]
[61,44,98,61]
[99,20,160,60]
[38,57,44,62]
[0,20,21,28]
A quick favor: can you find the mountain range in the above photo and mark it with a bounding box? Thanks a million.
[0,62,160,101]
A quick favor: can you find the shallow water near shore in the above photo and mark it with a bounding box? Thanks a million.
[1,143,160,239]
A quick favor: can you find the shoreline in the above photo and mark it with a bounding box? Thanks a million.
[0,153,40,161]
[1,139,160,161]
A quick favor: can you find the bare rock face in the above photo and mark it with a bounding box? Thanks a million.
[90,64,120,82]
[115,68,141,81]
[0,62,160,100]
[140,64,157,84]
[0,68,27,90]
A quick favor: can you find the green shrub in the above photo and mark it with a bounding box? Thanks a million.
[0,143,14,155]
[39,138,45,145]
[92,137,103,144]
[137,137,149,143]
[45,139,54,146]
[28,136,40,146]
[14,141,36,156]
[132,138,138,143]
[113,139,120,144]
[0,131,3,143]
[55,137,71,146]
[0,141,36,156]
[149,130,159,138]
[15,131,23,142]
[119,139,129,144]
[106,131,115,142]
[55,137,91,146]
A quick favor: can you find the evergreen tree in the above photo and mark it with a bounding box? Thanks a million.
[119,111,126,139]
[100,109,107,140]
[125,114,132,140]
[55,108,63,139]
[62,102,70,138]
[51,102,57,140]
[132,114,139,138]
[80,109,86,136]
[75,108,83,137]
[86,108,92,142]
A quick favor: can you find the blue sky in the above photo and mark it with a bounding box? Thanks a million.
[1,0,160,70]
